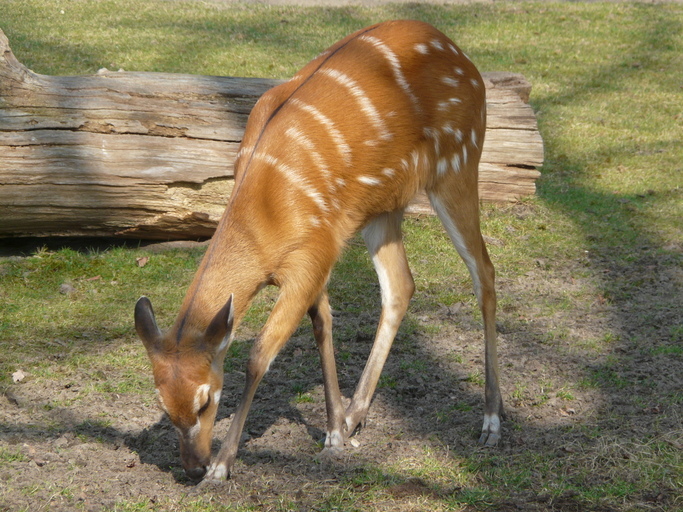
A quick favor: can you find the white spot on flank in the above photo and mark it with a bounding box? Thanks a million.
[436,157,448,176]
[454,129,464,143]
[358,175,381,186]
[442,76,460,88]
[448,44,459,55]
[430,39,444,51]
[358,35,419,109]
[470,78,480,88]
[414,43,429,54]
[454,67,464,76]
[438,98,462,111]
[289,98,352,166]
[336,177,346,188]
[382,167,395,177]
[463,145,468,165]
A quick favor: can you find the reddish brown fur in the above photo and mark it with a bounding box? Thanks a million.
[135,20,502,482]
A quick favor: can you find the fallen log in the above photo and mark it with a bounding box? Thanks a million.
[0,29,543,239]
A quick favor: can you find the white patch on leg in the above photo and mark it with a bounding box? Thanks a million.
[480,413,501,446]
[325,429,344,449]
[482,413,500,435]
[205,462,228,481]
[429,195,482,300]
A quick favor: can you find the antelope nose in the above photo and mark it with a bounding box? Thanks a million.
[186,465,207,481]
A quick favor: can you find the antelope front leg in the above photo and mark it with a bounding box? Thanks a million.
[204,285,315,481]
[309,292,346,453]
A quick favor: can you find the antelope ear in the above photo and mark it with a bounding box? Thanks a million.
[135,296,162,353]
[205,294,235,356]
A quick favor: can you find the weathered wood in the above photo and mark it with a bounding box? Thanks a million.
[0,29,543,239]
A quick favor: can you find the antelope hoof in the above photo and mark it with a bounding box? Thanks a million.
[319,445,345,460]
[203,462,229,482]
[324,430,344,450]
[478,413,501,447]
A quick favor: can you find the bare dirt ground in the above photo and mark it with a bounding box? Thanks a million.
[1,224,681,511]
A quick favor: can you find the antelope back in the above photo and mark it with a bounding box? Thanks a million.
[231,20,486,240]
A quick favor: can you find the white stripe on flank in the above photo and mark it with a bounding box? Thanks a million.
[436,157,449,176]
[414,43,429,54]
[320,68,391,140]
[254,152,329,212]
[471,129,478,149]
[358,35,419,109]
[285,127,332,185]
[423,127,439,139]
[358,175,381,186]
[289,98,352,166]
[438,97,462,111]
[451,153,461,173]
[410,149,420,172]
[424,127,440,154]
[430,39,444,51]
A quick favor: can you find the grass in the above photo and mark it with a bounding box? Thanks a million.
[1,1,682,511]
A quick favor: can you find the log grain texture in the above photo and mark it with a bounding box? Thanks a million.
[0,29,543,239]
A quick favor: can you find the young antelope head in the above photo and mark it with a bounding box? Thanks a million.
[134,296,234,480]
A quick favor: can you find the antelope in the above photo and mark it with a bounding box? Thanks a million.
[135,19,503,482]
